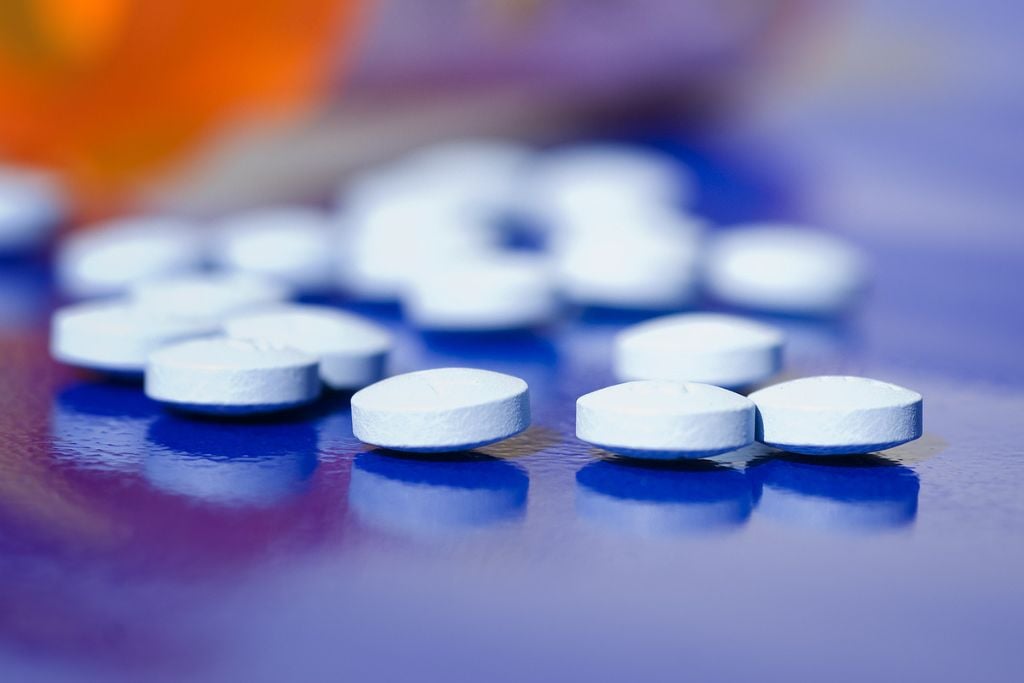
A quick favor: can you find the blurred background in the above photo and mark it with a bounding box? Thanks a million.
[0,0,1016,239]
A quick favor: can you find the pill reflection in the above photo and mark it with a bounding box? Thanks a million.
[349,451,529,537]
[575,459,755,537]
[750,455,919,533]
[143,416,318,507]
[50,381,160,473]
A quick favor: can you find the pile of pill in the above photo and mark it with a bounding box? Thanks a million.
[39,137,919,464]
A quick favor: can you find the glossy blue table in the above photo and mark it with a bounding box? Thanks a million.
[1,140,1022,683]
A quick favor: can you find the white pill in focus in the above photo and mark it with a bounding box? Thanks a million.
[212,207,336,291]
[749,375,923,455]
[705,225,868,316]
[224,304,392,390]
[57,217,204,299]
[403,254,558,331]
[131,272,291,325]
[51,300,216,375]
[577,380,754,459]
[351,367,530,452]
[615,312,784,388]
[145,337,321,415]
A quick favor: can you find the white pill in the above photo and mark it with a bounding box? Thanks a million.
[51,300,216,375]
[705,225,868,315]
[749,376,923,455]
[529,144,694,226]
[577,381,754,459]
[57,217,204,299]
[554,226,701,309]
[212,207,336,291]
[388,138,533,214]
[340,200,500,300]
[351,368,530,452]
[403,254,558,331]
[224,304,391,390]
[145,337,321,415]
[131,272,291,325]
[615,313,784,388]
[348,452,529,537]
[0,167,64,252]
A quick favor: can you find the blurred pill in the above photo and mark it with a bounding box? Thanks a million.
[615,312,784,388]
[57,217,204,299]
[341,199,500,300]
[0,167,64,253]
[343,139,532,217]
[554,226,702,310]
[224,304,391,390]
[145,337,321,415]
[528,144,695,227]
[749,376,923,455]
[577,380,754,459]
[212,206,336,291]
[404,254,558,331]
[352,368,530,452]
[51,300,216,375]
[705,225,868,316]
[131,272,291,325]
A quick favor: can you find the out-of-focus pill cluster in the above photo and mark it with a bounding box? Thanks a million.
[20,138,919,460]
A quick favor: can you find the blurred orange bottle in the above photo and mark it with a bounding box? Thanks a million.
[0,0,360,218]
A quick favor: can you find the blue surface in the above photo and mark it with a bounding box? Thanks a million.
[1,141,1023,683]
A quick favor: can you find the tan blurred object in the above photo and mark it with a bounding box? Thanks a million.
[0,0,360,218]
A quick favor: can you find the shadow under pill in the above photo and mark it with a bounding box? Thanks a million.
[142,415,319,508]
[747,453,920,533]
[575,457,757,538]
[50,381,161,473]
[348,450,530,538]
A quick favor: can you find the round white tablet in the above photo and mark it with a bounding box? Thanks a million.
[145,337,321,415]
[51,300,217,375]
[529,144,694,226]
[224,304,392,390]
[749,376,923,455]
[212,206,335,291]
[131,272,291,325]
[577,381,754,459]
[705,225,868,315]
[348,452,529,536]
[554,226,701,310]
[403,255,558,331]
[615,313,784,388]
[56,217,204,299]
[0,167,64,252]
[351,368,530,452]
